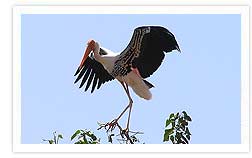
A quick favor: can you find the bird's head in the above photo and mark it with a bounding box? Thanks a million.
[78,39,109,70]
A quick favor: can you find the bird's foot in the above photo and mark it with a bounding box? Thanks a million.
[121,128,129,135]
[106,119,118,132]
[119,128,135,144]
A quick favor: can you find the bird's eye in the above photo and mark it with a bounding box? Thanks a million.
[99,48,108,56]
[90,52,94,58]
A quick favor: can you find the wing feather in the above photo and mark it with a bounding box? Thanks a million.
[91,74,99,93]
[121,26,180,78]
[74,56,114,93]
[79,66,91,88]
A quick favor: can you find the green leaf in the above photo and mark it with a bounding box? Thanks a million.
[177,139,182,144]
[75,140,85,144]
[170,135,175,144]
[185,127,191,135]
[90,134,97,141]
[85,131,92,138]
[84,131,97,141]
[80,129,85,133]
[165,119,172,127]
[175,112,179,119]
[182,111,187,116]
[165,128,174,136]
[48,140,54,144]
[163,131,170,142]
[172,121,175,128]
[91,141,98,144]
[182,111,192,121]
[58,134,63,139]
[186,134,191,140]
[169,113,175,119]
[71,130,81,140]
[184,115,192,121]
[181,120,188,126]
[175,132,182,140]
[178,117,183,124]
[82,134,88,144]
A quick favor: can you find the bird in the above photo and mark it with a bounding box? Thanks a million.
[74,26,180,131]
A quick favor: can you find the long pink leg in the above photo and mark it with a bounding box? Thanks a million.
[108,81,133,130]
[117,81,133,121]
[125,83,133,130]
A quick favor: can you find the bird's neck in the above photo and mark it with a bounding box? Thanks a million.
[93,51,101,61]
[93,43,101,62]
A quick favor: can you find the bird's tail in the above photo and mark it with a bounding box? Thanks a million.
[143,80,154,89]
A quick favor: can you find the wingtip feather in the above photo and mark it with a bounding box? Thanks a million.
[176,45,181,52]
[74,67,80,76]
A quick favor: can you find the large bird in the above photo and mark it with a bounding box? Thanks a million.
[74,26,180,131]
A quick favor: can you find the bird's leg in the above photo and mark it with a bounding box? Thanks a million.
[107,81,131,130]
[106,81,134,144]
[116,81,132,120]
[124,83,133,131]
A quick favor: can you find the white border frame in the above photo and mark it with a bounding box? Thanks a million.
[13,5,250,153]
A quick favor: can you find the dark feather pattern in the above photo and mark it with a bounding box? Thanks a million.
[131,26,180,78]
[74,57,114,93]
[74,26,180,93]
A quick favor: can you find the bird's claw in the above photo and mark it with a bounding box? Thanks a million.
[106,119,118,132]
[121,128,129,134]
[120,128,129,137]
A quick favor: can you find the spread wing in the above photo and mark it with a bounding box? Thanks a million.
[121,26,180,78]
[74,56,114,93]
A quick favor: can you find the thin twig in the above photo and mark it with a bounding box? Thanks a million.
[97,120,143,144]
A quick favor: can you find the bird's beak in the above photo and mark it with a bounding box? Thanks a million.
[80,44,93,67]
[74,40,95,76]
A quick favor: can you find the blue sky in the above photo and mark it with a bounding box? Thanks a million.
[21,14,241,144]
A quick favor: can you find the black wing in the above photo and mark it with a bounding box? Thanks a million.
[126,26,180,78]
[74,56,114,93]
